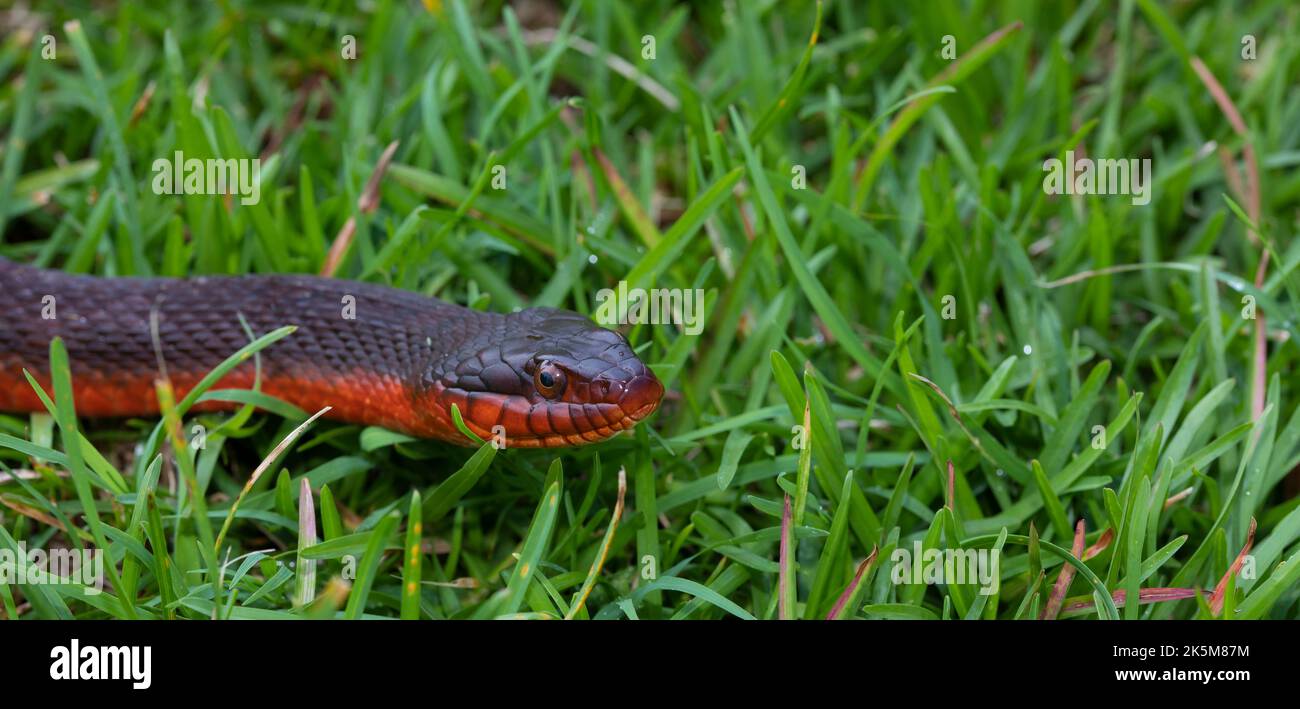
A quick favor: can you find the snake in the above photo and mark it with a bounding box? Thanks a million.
[0,258,663,448]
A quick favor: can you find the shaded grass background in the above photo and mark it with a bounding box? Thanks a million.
[1,0,1299,619]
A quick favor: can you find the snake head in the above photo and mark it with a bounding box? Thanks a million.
[426,308,663,447]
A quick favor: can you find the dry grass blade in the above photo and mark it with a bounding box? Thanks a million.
[909,373,960,419]
[1041,518,1086,620]
[128,80,157,127]
[826,546,878,620]
[518,29,680,111]
[1190,58,1260,226]
[1082,528,1113,561]
[1163,487,1194,509]
[1063,587,1201,615]
[1209,517,1256,616]
[1190,56,1266,420]
[0,494,69,533]
[945,459,956,510]
[321,140,400,277]
[213,406,332,553]
[0,468,62,484]
[565,466,628,619]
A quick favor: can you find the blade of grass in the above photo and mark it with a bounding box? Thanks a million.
[401,490,423,619]
[47,338,134,618]
[343,510,401,619]
[497,480,562,616]
[295,479,317,608]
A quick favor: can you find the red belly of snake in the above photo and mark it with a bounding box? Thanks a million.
[0,259,663,448]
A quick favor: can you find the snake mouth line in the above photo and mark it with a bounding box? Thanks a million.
[625,400,659,423]
[445,394,661,448]
[434,367,664,447]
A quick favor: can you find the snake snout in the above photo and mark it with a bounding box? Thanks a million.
[605,364,664,424]
[623,372,664,420]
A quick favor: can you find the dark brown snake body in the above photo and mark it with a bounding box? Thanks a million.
[0,258,663,447]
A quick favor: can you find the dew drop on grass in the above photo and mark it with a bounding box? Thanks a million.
[588,254,598,264]
[1023,345,1033,355]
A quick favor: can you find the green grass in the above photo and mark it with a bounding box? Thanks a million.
[2,0,1300,620]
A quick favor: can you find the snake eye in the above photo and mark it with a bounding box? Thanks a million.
[533,362,566,399]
